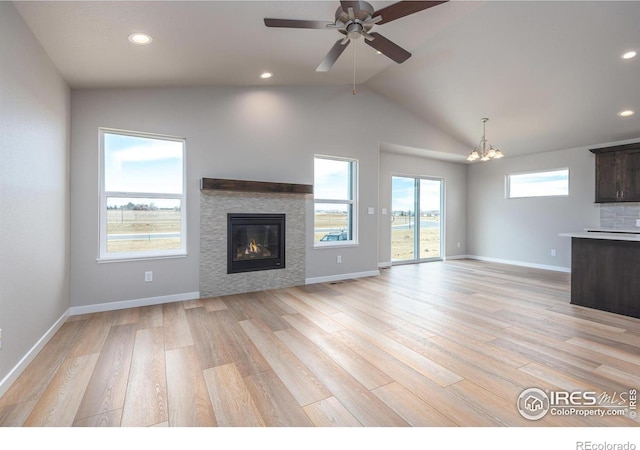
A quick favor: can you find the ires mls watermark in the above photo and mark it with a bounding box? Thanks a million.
[517,387,637,421]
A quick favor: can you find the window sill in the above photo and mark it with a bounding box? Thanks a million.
[313,242,359,250]
[97,252,188,264]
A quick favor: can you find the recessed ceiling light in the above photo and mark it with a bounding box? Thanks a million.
[622,50,637,60]
[260,72,273,79]
[128,33,152,45]
[618,110,635,117]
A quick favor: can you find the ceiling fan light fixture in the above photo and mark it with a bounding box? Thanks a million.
[128,33,152,45]
[346,22,364,39]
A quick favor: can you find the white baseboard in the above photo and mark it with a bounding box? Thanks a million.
[306,270,380,285]
[376,255,568,274]
[0,310,70,399]
[444,255,470,261]
[69,291,201,316]
[466,255,571,273]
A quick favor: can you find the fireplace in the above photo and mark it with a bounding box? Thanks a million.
[227,213,285,274]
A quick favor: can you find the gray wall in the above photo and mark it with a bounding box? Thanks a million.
[378,151,468,264]
[466,145,602,270]
[0,3,71,390]
[70,85,468,308]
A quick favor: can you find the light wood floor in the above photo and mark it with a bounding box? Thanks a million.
[1,260,639,427]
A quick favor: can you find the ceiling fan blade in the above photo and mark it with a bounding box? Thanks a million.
[316,39,351,72]
[365,32,411,63]
[264,18,334,29]
[373,1,448,25]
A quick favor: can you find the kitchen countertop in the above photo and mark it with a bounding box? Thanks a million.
[560,228,640,241]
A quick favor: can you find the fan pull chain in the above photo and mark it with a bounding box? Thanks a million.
[352,42,357,95]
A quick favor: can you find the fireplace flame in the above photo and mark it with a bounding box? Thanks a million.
[248,238,258,254]
[237,236,271,260]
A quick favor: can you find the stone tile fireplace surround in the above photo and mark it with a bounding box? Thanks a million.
[199,179,311,297]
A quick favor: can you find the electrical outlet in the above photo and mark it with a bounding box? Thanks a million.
[337,255,342,264]
[457,242,461,248]
[636,219,640,227]
[551,249,557,257]
[145,271,153,282]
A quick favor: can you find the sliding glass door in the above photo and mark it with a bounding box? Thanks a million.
[391,176,443,263]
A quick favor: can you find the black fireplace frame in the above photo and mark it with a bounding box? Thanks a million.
[227,213,286,274]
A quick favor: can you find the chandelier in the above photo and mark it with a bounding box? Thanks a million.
[467,118,504,162]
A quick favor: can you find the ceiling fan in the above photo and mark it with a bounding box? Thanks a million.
[264,1,448,72]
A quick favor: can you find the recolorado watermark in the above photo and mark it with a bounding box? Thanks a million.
[576,442,636,450]
[517,387,637,421]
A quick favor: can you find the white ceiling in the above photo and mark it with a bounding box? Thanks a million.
[13,0,640,159]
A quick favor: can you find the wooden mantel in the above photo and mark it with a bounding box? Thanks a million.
[200,178,313,195]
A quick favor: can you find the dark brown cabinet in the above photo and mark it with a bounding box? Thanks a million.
[571,237,640,319]
[591,143,640,203]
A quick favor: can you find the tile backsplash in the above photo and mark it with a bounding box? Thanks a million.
[600,203,640,229]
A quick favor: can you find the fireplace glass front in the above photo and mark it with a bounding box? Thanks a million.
[227,214,285,274]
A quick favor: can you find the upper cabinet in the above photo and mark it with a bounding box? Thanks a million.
[590,143,640,203]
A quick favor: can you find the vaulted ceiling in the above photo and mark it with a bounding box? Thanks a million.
[13,1,640,159]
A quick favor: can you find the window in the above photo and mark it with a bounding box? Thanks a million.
[99,128,186,261]
[507,168,569,198]
[314,155,358,246]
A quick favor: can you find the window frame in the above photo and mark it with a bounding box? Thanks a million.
[313,155,359,248]
[98,128,187,262]
[506,168,570,199]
